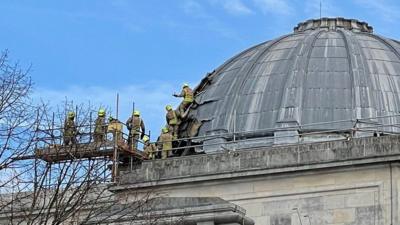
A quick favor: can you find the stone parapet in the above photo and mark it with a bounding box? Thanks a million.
[113,135,400,191]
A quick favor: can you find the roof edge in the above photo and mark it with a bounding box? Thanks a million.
[294,17,373,33]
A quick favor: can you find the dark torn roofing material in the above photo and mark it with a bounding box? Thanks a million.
[190,18,400,136]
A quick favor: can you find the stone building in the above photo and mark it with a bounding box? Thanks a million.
[3,17,400,225]
[109,18,400,225]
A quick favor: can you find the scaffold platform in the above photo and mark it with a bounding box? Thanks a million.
[33,141,144,163]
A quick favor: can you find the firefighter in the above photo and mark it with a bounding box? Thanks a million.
[142,135,156,160]
[126,110,145,150]
[173,83,194,115]
[64,111,77,146]
[165,105,181,140]
[158,127,173,159]
[107,116,123,143]
[94,109,107,144]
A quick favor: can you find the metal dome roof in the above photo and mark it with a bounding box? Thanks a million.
[187,18,400,151]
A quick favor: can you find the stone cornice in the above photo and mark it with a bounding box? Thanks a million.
[111,135,400,191]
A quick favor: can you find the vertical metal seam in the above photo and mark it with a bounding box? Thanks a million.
[367,34,400,60]
[192,39,275,129]
[299,29,326,126]
[225,34,294,132]
[276,30,324,128]
[363,33,400,122]
[337,29,355,122]
[195,38,283,133]
[344,30,378,121]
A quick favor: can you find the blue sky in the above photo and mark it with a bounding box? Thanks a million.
[1,0,400,139]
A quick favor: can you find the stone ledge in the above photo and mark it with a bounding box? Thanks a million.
[112,135,400,191]
[85,197,254,225]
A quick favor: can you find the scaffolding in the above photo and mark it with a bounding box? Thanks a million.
[13,116,145,183]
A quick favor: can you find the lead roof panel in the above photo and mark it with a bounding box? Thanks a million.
[188,27,400,137]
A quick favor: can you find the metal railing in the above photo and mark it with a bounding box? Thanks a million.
[33,113,400,158]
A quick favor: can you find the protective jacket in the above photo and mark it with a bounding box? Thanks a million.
[94,116,107,134]
[144,142,157,159]
[166,110,180,125]
[64,118,77,137]
[126,116,145,135]
[159,132,173,151]
[179,87,194,103]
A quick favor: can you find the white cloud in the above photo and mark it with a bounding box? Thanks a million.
[182,0,210,18]
[353,0,400,22]
[212,0,254,15]
[179,0,242,41]
[253,0,294,15]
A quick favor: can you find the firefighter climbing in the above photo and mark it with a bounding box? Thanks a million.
[165,105,181,140]
[173,83,194,116]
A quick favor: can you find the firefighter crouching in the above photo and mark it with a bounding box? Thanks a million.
[142,135,156,160]
[107,116,123,143]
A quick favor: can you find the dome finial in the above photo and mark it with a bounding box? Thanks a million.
[294,17,373,33]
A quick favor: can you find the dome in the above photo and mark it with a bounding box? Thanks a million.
[186,18,400,151]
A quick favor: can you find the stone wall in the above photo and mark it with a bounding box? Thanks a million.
[113,135,400,225]
[116,135,400,188]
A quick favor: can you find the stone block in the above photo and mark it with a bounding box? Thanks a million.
[270,214,291,225]
[292,174,336,188]
[323,194,345,210]
[332,208,356,223]
[345,192,375,208]
[253,178,294,192]
[252,216,270,225]
[348,206,381,225]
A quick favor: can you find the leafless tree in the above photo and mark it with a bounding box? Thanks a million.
[0,102,167,225]
[0,50,36,171]
[0,52,167,225]
[0,50,39,216]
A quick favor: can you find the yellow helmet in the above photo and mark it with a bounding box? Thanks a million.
[182,83,189,88]
[166,105,173,111]
[68,111,75,119]
[142,135,150,142]
[133,110,140,116]
[98,109,105,116]
[162,127,169,133]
